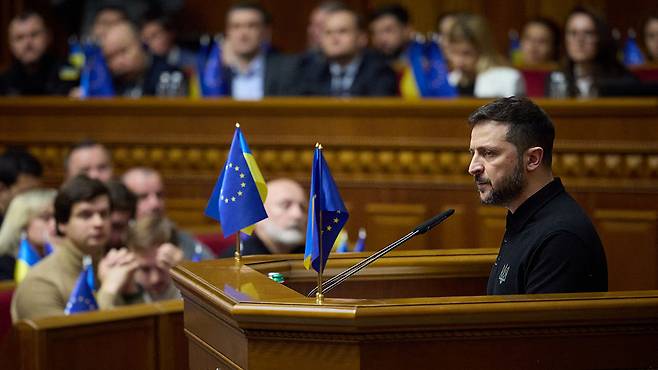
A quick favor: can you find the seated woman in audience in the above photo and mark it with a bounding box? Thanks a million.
[0,189,56,280]
[554,6,636,97]
[126,216,183,302]
[444,13,525,97]
[520,17,561,67]
[644,15,658,62]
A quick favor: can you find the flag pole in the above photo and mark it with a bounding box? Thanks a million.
[233,122,242,263]
[315,143,324,304]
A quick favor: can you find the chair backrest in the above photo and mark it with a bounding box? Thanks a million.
[519,68,553,97]
[195,233,236,257]
[0,281,15,342]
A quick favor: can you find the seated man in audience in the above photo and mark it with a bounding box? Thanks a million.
[296,5,397,96]
[122,167,214,260]
[140,13,196,72]
[306,1,345,53]
[127,216,183,301]
[369,4,413,64]
[519,18,560,67]
[11,175,140,322]
[100,21,184,97]
[106,180,136,252]
[222,2,297,99]
[0,11,75,96]
[221,178,307,257]
[64,140,113,183]
[0,148,43,225]
[89,5,130,40]
[467,97,607,294]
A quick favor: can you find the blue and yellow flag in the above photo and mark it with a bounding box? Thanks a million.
[353,227,367,252]
[65,256,98,314]
[80,43,114,98]
[205,125,267,237]
[304,145,348,273]
[623,30,645,66]
[14,236,41,283]
[200,38,228,97]
[509,29,523,66]
[425,37,457,97]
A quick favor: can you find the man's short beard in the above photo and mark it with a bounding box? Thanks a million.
[479,157,526,206]
[261,221,305,247]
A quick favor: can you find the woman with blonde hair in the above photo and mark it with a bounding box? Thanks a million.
[0,188,56,280]
[445,13,525,97]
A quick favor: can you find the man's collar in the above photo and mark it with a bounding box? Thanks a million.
[329,53,363,75]
[506,178,564,234]
[232,53,265,76]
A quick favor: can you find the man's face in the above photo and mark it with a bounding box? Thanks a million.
[307,8,329,49]
[321,11,366,61]
[123,172,165,218]
[9,15,49,66]
[59,195,111,255]
[102,24,146,81]
[446,41,479,76]
[92,9,125,40]
[134,248,170,296]
[256,180,307,250]
[645,19,658,61]
[141,21,172,56]
[225,9,266,58]
[565,13,598,64]
[521,23,554,65]
[108,210,131,249]
[370,15,409,58]
[468,121,526,207]
[67,145,113,182]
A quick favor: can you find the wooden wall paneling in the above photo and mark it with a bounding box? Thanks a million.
[594,209,658,291]
[364,202,428,251]
[477,206,506,249]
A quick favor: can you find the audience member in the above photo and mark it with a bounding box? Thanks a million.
[445,13,525,97]
[11,175,140,321]
[221,178,307,258]
[296,6,397,96]
[140,12,196,72]
[0,11,75,96]
[106,180,136,251]
[100,21,184,97]
[520,18,561,67]
[0,149,43,225]
[122,167,215,260]
[0,189,56,280]
[222,2,297,99]
[436,12,459,53]
[127,216,183,301]
[556,6,636,97]
[65,140,113,182]
[89,5,130,41]
[307,1,345,52]
[369,4,413,62]
[644,16,658,62]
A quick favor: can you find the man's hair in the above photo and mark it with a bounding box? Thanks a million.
[140,11,174,32]
[93,4,130,22]
[64,139,111,171]
[468,97,555,167]
[106,180,136,218]
[0,148,42,187]
[127,216,178,254]
[369,4,410,26]
[524,17,561,62]
[327,5,365,31]
[54,175,112,235]
[227,1,272,25]
[11,10,46,25]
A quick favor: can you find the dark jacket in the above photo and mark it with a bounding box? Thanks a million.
[0,54,75,96]
[224,52,300,97]
[294,49,398,97]
[113,54,183,97]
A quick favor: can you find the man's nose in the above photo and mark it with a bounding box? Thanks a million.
[468,155,483,176]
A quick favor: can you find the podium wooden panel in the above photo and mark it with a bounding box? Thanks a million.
[172,250,658,370]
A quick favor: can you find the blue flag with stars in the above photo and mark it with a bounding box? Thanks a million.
[304,145,349,273]
[65,257,98,314]
[205,126,268,237]
[80,42,114,98]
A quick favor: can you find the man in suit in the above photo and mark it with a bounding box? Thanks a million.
[296,6,397,97]
[222,2,296,99]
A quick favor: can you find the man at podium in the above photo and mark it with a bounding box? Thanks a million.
[467,97,608,295]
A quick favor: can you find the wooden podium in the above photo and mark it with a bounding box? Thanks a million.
[171,249,658,370]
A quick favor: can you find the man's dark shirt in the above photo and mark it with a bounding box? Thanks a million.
[219,233,305,258]
[487,178,608,295]
[0,54,74,96]
[113,55,183,97]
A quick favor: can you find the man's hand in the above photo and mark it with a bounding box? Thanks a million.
[98,248,139,296]
[156,243,183,270]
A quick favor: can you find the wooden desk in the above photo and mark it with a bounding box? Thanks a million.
[1,97,657,290]
[172,250,658,370]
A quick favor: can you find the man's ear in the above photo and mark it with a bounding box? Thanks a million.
[56,221,67,237]
[525,146,544,171]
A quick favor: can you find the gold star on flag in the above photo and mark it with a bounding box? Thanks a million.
[240,173,245,178]
[234,166,240,171]
[337,210,341,214]
[237,191,243,196]
[333,218,339,223]
[326,225,332,231]
[241,182,246,188]
[225,198,229,203]
[228,163,233,168]
[231,197,236,202]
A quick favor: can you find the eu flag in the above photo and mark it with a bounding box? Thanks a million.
[205,125,268,237]
[200,38,228,97]
[304,145,349,273]
[407,38,430,97]
[14,235,41,283]
[624,31,645,66]
[65,256,98,314]
[80,43,114,98]
[425,37,457,97]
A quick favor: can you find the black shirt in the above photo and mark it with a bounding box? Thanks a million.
[219,233,305,258]
[487,178,608,295]
[0,54,75,96]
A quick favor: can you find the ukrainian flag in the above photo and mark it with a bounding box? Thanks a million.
[205,124,268,237]
[14,236,41,283]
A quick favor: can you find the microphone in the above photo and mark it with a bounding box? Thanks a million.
[307,209,455,297]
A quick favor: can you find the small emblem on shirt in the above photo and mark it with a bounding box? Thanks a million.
[498,264,510,284]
